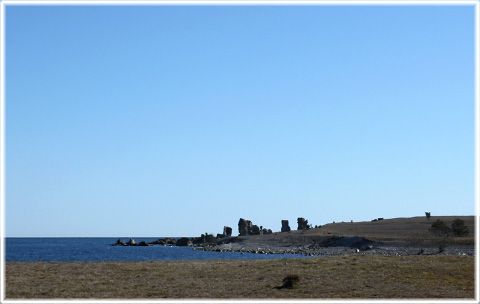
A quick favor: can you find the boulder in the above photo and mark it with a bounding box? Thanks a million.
[223,226,232,237]
[127,238,137,246]
[176,237,193,246]
[262,228,272,234]
[359,245,373,251]
[250,225,261,235]
[204,234,216,244]
[150,239,166,245]
[137,241,151,246]
[113,238,127,246]
[165,238,176,245]
[281,220,291,232]
[297,218,309,230]
[238,218,252,236]
[192,237,203,245]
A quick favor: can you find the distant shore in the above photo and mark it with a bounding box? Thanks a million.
[110,215,476,257]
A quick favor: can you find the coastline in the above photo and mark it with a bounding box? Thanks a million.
[6,216,475,299]
[195,242,475,257]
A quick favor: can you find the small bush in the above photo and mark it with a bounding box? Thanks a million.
[451,218,469,237]
[275,274,300,289]
[430,219,450,237]
[437,238,447,253]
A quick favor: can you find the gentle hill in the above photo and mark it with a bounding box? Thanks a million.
[229,216,475,248]
[302,216,475,243]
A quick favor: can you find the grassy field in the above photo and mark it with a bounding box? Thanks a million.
[6,255,475,299]
[302,216,476,244]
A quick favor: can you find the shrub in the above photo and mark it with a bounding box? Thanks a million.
[430,219,450,237]
[275,275,300,289]
[451,218,469,237]
[425,212,431,220]
[437,238,447,253]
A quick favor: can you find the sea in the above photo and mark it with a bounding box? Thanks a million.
[6,237,309,262]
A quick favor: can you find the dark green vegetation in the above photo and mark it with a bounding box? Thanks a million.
[274,274,300,289]
[430,218,470,237]
[451,218,470,237]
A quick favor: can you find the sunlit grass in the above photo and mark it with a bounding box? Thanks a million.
[6,255,474,299]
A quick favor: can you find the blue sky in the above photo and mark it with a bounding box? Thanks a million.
[5,4,475,237]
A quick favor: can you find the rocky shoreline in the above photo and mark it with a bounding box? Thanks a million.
[194,242,475,257]
[110,216,475,257]
[111,235,475,257]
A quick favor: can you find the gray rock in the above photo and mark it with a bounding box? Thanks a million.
[359,245,373,251]
[297,218,309,230]
[281,220,291,232]
[176,237,193,246]
[113,238,127,246]
[262,228,272,234]
[192,237,203,245]
[204,234,216,244]
[150,239,166,245]
[165,238,176,245]
[223,226,232,237]
[251,225,261,235]
[238,218,252,236]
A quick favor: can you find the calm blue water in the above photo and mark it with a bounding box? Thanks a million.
[6,238,308,262]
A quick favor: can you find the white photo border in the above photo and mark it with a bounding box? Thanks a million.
[0,0,478,303]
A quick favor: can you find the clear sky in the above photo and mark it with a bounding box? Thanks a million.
[5,4,475,237]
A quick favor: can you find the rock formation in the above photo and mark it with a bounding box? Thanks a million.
[262,228,272,234]
[237,218,269,236]
[127,238,137,246]
[165,238,176,245]
[192,237,203,245]
[297,218,309,230]
[281,220,291,232]
[113,239,127,246]
[250,225,261,235]
[150,239,166,245]
[176,237,192,246]
[204,234,216,244]
[196,233,217,244]
[223,226,232,237]
[238,218,253,236]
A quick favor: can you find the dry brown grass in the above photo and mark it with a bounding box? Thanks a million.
[302,216,475,244]
[225,216,475,250]
[6,255,474,299]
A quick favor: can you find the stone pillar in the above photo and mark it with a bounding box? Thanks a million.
[281,220,291,232]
